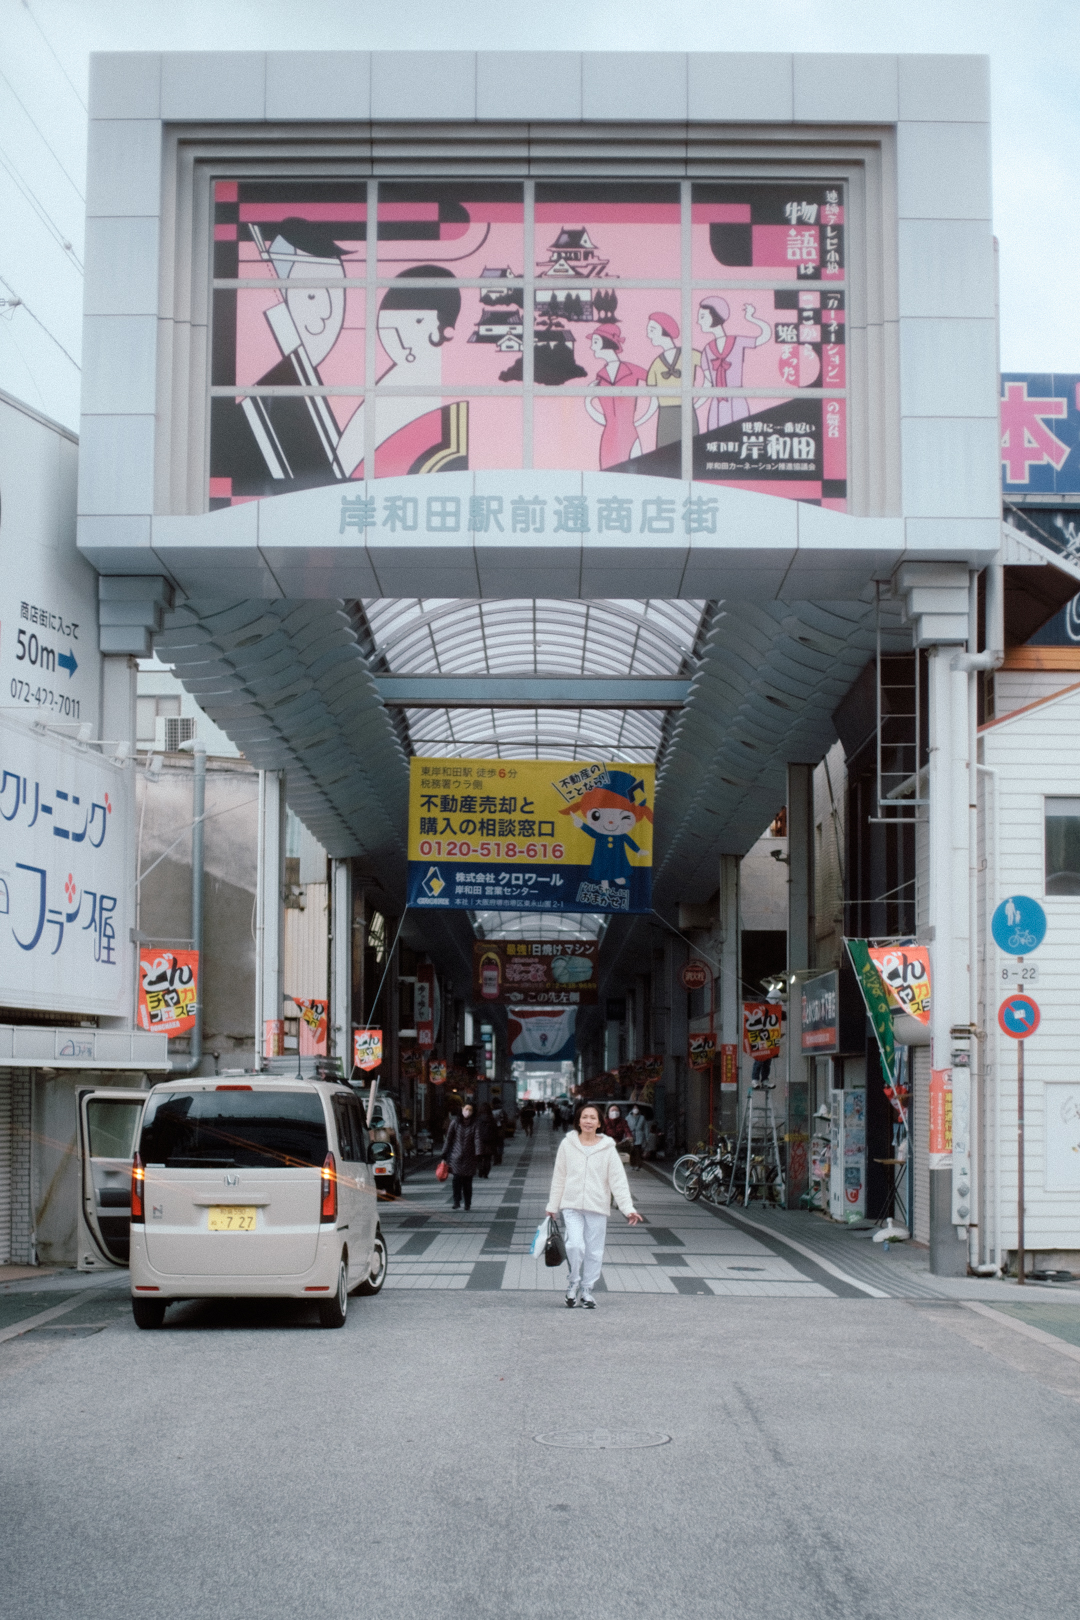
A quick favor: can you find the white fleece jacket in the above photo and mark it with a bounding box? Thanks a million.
[547,1131,637,1218]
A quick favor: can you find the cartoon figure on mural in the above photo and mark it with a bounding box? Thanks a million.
[563,770,653,894]
[213,233,467,491]
[644,314,700,451]
[694,297,772,431]
[367,266,467,476]
[211,218,362,495]
[584,325,654,469]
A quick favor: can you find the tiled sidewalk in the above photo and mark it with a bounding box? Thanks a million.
[381,1122,838,1297]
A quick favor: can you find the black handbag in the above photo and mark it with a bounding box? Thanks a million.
[544,1217,567,1268]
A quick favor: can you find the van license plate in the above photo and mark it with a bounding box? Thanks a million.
[208,1206,256,1231]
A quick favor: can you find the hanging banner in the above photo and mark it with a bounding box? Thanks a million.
[263,1019,284,1058]
[719,1043,738,1088]
[868,944,931,1025]
[137,948,198,1036]
[844,939,897,1084]
[688,1032,716,1070]
[929,1067,953,1168]
[293,996,328,1056]
[473,939,599,1005]
[428,1058,448,1085]
[353,1027,382,1072]
[742,1002,783,1059]
[407,758,654,915]
[507,1006,577,1062]
[415,963,438,1049]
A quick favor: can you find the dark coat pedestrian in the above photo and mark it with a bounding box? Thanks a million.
[442,1105,483,1209]
[476,1102,497,1178]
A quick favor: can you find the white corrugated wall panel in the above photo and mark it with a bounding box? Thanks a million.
[982,686,1080,1255]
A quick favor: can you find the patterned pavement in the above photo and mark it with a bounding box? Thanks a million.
[382,1118,857,1298]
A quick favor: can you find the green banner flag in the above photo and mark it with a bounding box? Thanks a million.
[844,938,897,1085]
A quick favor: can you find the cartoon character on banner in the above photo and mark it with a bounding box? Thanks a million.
[645,313,700,451]
[293,996,328,1056]
[561,769,653,900]
[695,297,772,431]
[584,324,654,469]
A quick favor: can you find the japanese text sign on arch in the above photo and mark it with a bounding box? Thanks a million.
[407,758,654,916]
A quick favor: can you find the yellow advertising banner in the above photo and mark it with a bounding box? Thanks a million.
[407,758,654,915]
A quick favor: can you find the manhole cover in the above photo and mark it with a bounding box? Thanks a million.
[533,1428,671,1450]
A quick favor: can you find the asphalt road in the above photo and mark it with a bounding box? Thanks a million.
[4,1149,1080,1618]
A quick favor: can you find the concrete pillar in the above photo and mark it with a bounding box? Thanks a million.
[785,765,814,1197]
[255,771,285,1065]
[927,646,971,1277]
[330,858,352,1073]
[719,854,740,1131]
[898,562,973,1277]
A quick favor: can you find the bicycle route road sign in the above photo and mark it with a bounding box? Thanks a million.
[991,895,1047,955]
[998,994,1040,1039]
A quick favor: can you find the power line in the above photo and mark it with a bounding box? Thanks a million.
[0,273,80,370]
[20,0,87,113]
[0,142,83,272]
[0,66,84,200]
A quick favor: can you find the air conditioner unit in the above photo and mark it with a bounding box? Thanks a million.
[155,715,196,752]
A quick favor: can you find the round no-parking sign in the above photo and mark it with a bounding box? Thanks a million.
[998,994,1040,1039]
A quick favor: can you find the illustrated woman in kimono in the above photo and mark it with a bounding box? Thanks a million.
[694,296,772,432]
[354,265,467,477]
[584,324,655,469]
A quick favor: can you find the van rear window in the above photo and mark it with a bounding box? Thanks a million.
[140,1090,328,1168]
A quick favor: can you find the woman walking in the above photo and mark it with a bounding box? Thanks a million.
[626,1104,648,1170]
[547,1102,642,1308]
[476,1101,496,1179]
[441,1102,482,1211]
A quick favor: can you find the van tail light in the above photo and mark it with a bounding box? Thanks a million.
[131,1153,145,1224]
[321,1152,337,1223]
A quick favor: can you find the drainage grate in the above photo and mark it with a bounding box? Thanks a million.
[533,1429,671,1450]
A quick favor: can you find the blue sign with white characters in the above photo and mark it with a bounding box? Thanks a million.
[991,896,1047,956]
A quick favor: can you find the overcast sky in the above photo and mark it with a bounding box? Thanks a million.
[0,0,1075,430]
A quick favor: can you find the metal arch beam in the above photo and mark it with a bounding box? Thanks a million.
[373,675,691,709]
[154,598,411,871]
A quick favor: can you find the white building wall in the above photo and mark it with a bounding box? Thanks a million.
[979,683,1080,1262]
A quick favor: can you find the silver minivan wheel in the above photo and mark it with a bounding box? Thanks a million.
[319,1257,348,1328]
[357,1225,387,1296]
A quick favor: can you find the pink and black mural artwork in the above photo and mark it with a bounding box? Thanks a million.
[209,179,847,509]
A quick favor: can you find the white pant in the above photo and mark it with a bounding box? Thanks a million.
[562,1209,607,1292]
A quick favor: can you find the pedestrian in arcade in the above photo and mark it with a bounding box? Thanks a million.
[547,1102,642,1308]
[626,1104,648,1170]
[520,1102,535,1138]
[442,1103,482,1211]
[603,1104,632,1154]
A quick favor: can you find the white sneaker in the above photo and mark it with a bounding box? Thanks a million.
[580,1291,596,1309]
[565,1283,579,1307]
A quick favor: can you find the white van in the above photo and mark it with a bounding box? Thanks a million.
[128,1077,387,1329]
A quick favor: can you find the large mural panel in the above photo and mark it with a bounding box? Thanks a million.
[209,179,848,510]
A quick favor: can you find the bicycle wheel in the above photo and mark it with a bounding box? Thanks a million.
[682,1171,704,1202]
[672,1155,701,1196]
